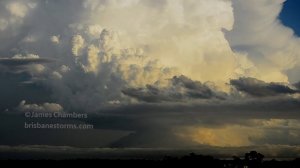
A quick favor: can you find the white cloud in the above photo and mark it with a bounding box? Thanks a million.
[85,45,100,73]
[226,0,300,83]
[12,54,39,59]
[71,35,85,57]
[22,35,37,43]
[6,2,29,18]
[27,64,46,75]
[45,27,178,112]
[17,100,63,113]
[51,71,63,80]
[59,65,70,73]
[50,35,60,44]
[85,24,103,37]
[83,0,243,84]
[99,29,121,57]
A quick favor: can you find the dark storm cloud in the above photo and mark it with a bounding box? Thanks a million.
[171,75,221,99]
[82,96,300,148]
[0,112,130,148]
[122,85,174,103]
[0,73,52,111]
[1,95,300,148]
[95,97,300,125]
[0,57,54,66]
[0,57,54,111]
[0,55,54,110]
[84,98,300,133]
[230,77,299,97]
[88,96,300,147]
[122,75,226,102]
[5,95,297,148]
[0,57,55,76]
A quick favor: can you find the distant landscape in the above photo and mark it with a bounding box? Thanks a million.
[1,147,300,167]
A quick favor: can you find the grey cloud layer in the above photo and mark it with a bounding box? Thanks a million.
[122,75,226,102]
[0,57,53,66]
[230,77,300,97]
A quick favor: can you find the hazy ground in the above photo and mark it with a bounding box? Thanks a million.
[0,145,299,160]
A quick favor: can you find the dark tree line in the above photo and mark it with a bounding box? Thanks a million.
[162,151,300,168]
[1,151,300,168]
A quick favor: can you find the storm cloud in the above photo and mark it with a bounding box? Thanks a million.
[230,77,300,97]
[122,75,226,102]
[0,0,300,153]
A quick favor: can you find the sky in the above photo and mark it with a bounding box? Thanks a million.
[0,0,300,158]
[280,0,300,36]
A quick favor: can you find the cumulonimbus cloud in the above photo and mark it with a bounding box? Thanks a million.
[0,0,300,149]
